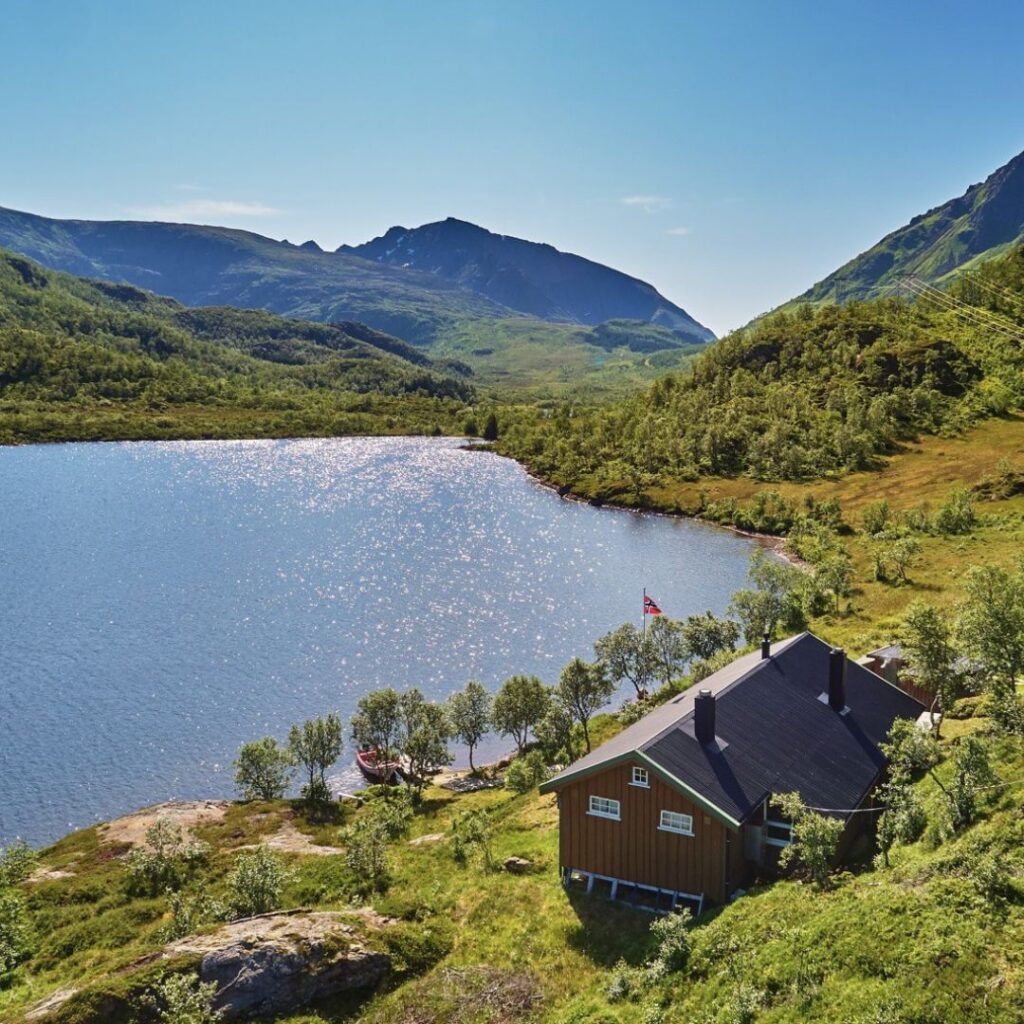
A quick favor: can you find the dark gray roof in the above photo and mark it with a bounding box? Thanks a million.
[867,643,903,660]
[541,633,925,826]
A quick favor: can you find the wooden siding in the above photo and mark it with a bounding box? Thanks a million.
[555,760,738,904]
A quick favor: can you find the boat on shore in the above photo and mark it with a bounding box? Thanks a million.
[355,746,401,784]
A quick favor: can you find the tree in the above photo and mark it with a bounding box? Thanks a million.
[288,713,343,810]
[482,412,499,442]
[402,696,453,793]
[813,554,854,615]
[448,681,491,772]
[556,658,615,753]
[233,737,295,801]
[534,700,577,762]
[728,549,806,642]
[139,972,223,1024]
[680,611,740,662]
[225,846,291,918]
[492,675,550,754]
[775,791,843,888]
[887,536,920,584]
[860,499,891,536]
[876,779,927,867]
[956,562,1024,701]
[898,602,960,736]
[647,616,689,689]
[351,689,403,759]
[931,736,997,832]
[594,623,656,697]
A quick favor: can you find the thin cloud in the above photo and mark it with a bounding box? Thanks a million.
[666,226,692,236]
[128,199,281,221]
[173,183,208,193]
[619,194,672,213]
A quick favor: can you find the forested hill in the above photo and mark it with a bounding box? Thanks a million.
[791,148,1024,308]
[498,244,1024,493]
[342,217,714,343]
[0,248,479,443]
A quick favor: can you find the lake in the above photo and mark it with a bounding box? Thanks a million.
[0,437,758,845]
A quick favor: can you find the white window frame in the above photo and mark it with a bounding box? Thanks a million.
[630,766,650,788]
[588,795,621,821]
[658,809,694,836]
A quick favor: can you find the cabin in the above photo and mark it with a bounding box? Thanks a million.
[539,632,925,913]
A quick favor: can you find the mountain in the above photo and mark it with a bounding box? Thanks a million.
[0,206,515,347]
[341,217,715,343]
[794,148,1024,306]
[0,208,714,358]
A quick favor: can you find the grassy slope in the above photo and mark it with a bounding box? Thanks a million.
[432,318,701,398]
[5,710,1023,1024]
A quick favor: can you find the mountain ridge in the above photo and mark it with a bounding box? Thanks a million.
[790,147,1024,308]
[341,216,714,343]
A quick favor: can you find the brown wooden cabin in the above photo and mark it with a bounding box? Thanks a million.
[540,633,924,914]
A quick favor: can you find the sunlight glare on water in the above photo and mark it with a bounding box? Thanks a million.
[0,437,758,843]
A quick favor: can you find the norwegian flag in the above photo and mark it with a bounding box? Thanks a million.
[643,595,663,616]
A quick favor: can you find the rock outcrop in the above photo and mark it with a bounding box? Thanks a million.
[167,911,390,1019]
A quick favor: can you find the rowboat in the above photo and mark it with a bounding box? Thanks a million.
[355,746,401,784]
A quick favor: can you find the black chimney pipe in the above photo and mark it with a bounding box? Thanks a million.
[829,648,847,712]
[694,688,716,744]
[761,632,771,660]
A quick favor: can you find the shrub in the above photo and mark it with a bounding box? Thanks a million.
[343,816,391,893]
[861,499,891,536]
[157,890,221,942]
[0,889,33,975]
[451,809,494,870]
[933,487,977,535]
[505,751,551,794]
[124,821,210,897]
[0,841,37,887]
[648,908,692,972]
[381,919,455,975]
[776,792,843,888]
[224,846,291,918]
[138,972,223,1024]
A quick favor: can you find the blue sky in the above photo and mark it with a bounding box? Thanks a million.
[2,1,1023,334]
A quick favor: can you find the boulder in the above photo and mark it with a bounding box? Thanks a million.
[503,856,533,874]
[168,911,389,1019]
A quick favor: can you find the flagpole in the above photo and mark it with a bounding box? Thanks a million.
[642,587,646,637]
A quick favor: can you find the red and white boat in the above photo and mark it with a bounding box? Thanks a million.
[355,746,401,784]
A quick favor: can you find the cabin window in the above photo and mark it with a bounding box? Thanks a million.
[630,767,649,788]
[659,809,694,835]
[588,795,621,820]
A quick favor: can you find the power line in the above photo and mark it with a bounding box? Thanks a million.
[900,277,1024,342]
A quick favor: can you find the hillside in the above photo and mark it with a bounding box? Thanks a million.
[0,248,477,444]
[792,148,1024,307]
[342,217,714,343]
[497,244,1024,490]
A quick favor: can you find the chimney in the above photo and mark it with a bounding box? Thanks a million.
[829,648,847,712]
[694,688,716,744]
[761,632,771,660]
